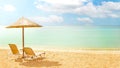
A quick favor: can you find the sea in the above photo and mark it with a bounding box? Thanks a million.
[0,26,120,49]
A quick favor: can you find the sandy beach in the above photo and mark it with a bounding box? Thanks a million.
[0,49,120,68]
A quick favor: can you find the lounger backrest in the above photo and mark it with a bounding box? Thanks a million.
[24,47,35,56]
[9,44,20,54]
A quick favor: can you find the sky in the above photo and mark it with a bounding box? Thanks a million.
[0,0,120,26]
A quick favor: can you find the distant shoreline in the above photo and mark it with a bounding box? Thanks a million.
[2,47,120,53]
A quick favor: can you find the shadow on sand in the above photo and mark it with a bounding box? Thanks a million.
[20,60,61,67]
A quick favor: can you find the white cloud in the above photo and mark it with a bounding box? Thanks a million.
[0,4,16,12]
[35,0,89,13]
[41,0,88,6]
[29,15,64,25]
[35,0,120,18]
[101,2,120,10]
[80,2,120,18]
[77,17,93,23]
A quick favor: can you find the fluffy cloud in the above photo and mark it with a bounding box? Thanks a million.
[29,15,64,25]
[0,4,16,12]
[34,0,89,13]
[75,2,120,18]
[34,0,120,18]
[77,17,93,23]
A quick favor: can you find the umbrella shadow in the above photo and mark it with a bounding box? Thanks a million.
[20,60,62,67]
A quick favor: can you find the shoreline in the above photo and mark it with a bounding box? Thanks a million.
[2,47,120,54]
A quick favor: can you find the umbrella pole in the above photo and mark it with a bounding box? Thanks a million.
[22,27,24,58]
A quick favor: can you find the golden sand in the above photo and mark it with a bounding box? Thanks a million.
[0,49,120,68]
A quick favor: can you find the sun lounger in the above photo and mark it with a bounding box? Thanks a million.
[23,47,45,60]
[8,44,22,60]
[9,44,20,55]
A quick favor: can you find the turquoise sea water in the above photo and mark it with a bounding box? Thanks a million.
[0,26,120,49]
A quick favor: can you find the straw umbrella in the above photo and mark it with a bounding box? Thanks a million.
[6,17,42,58]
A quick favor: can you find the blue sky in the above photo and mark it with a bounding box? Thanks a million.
[0,0,120,26]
